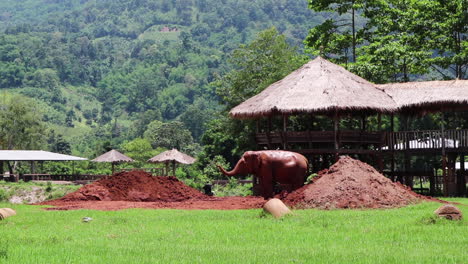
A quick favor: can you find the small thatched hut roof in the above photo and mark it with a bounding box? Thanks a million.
[378,80,468,113]
[230,56,397,118]
[92,149,134,163]
[147,149,196,165]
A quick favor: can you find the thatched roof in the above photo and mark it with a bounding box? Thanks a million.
[147,149,196,164]
[92,149,134,163]
[229,56,397,118]
[378,80,468,113]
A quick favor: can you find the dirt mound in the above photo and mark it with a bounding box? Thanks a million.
[284,156,430,209]
[50,170,205,202]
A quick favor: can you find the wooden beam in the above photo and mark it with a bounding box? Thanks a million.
[267,116,272,149]
[377,113,382,131]
[283,115,288,150]
[458,153,466,196]
[334,112,340,161]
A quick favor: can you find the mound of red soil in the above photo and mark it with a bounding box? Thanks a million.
[284,156,432,209]
[50,170,205,202]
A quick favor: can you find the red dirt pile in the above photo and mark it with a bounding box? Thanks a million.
[284,156,430,209]
[54,170,205,202]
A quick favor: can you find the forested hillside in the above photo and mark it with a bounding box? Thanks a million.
[0,0,327,156]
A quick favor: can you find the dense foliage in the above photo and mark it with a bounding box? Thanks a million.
[0,0,324,159]
[0,0,466,188]
[306,0,467,83]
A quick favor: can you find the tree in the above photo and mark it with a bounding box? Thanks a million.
[144,121,194,150]
[417,0,467,79]
[0,94,45,150]
[205,28,305,162]
[306,0,467,82]
[306,0,368,63]
[215,27,306,109]
[349,0,432,83]
[48,130,71,155]
[121,138,159,167]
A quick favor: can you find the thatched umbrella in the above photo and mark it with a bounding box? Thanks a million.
[147,149,196,176]
[92,149,134,174]
[229,56,397,119]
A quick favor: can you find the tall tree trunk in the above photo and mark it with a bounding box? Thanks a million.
[352,3,356,63]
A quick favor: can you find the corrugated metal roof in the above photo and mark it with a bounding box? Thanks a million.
[0,150,87,161]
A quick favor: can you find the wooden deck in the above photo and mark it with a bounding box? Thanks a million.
[256,129,468,154]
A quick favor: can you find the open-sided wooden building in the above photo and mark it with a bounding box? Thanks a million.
[230,57,467,197]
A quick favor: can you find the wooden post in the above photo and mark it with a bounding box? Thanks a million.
[283,115,288,150]
[30,161,35,174]
[403,116,412,187]
[361,115,367,131]
[165,162,169,176]
[111,163,115,175]
[172,160,176,176]
[441,112,448,196]
[376,113,384,171]
[267,116,272,149]
[458,153,466,196]
[0,161,3,180]
[390,114,395,180]
[334,112,340,161]
[308,114,314,149]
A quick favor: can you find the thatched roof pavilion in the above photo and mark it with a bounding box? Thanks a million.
[230,56,397,119]
[148,149,195,176]
[378,80,468,113]
[92,149,134,163]
[147,149,196,164]
[92,149,133,174]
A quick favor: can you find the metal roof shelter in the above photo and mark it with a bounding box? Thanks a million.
[0,150,87,161]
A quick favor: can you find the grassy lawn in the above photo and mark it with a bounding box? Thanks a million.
[0,199,466,264]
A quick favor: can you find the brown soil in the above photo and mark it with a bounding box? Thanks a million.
[56,170,204,202]
[38,170,265,211]
[284,156,441,209]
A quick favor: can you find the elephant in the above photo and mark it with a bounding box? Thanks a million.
[217,150,308,198]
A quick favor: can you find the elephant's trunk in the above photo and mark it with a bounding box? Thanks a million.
[217,159,247,176]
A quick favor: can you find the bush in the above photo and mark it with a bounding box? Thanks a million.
[212,177,252,197]
[0,188,10,202]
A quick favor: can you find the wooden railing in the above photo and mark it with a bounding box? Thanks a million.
[384,129,468,151]
[256,130,383,147]
[256,129,468,153]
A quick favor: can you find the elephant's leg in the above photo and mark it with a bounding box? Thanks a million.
[259,168,274,198]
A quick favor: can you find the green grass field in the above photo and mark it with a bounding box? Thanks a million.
[0,199,467,264]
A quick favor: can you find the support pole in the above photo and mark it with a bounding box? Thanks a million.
[390,114,395,180]
[377,113,383,172]
[334,112,340,161]
[282,115,288,150]
[172,160,176,176]
[267,116,272,149]
[441,112,448,196]
[459,153,467,197]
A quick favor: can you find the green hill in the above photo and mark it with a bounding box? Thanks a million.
[0,0,329,155]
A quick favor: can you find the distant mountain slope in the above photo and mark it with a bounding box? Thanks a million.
[0,0,329,151]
